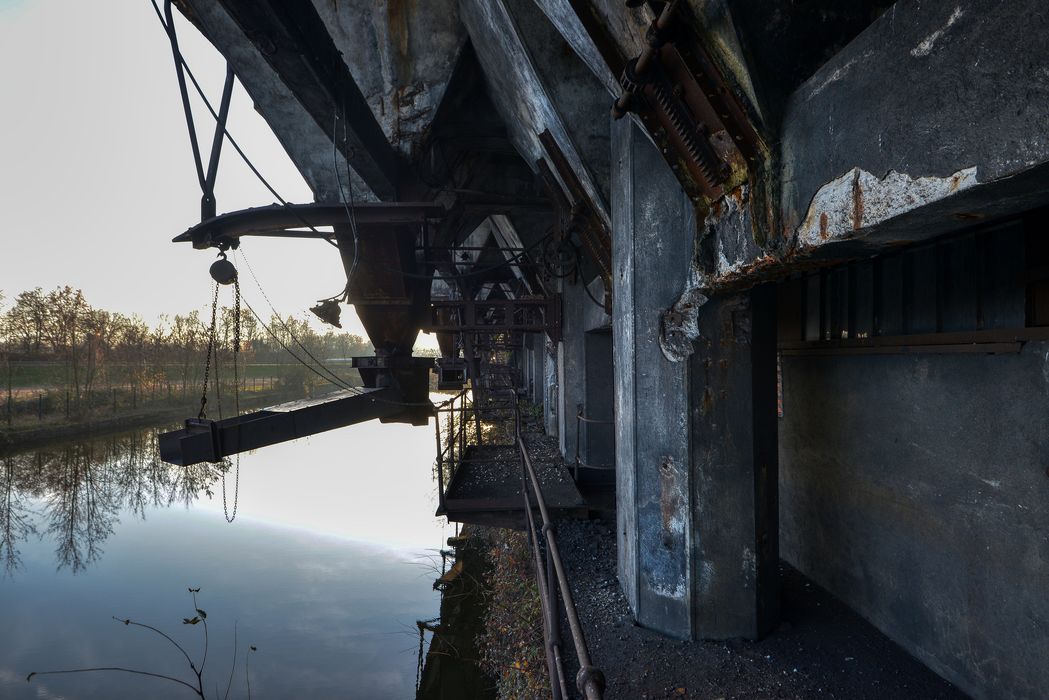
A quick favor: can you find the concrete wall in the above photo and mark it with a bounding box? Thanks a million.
[559,277,612,462]
[781,344,1049,699]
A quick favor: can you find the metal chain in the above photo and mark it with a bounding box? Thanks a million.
[222,278,242,523]
[222,454,239,523]
[198,282,219,419]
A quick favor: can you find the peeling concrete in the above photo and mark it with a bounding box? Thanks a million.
[709,186,762,277]
[660,265,709,363]
[796,167,979,250]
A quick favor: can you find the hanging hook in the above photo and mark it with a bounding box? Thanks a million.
[210,252,238,285]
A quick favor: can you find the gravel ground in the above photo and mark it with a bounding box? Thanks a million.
[447,431,584,508]
[555,519,967,700]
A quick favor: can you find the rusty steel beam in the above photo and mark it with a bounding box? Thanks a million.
[158,386,404,466]
[424,297,561,336]
[171,202,444,249]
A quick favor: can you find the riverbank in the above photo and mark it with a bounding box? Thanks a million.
[0,387,303,454]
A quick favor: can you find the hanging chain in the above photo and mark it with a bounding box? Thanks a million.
[222,455,240,523]
[198,282,219,419]
[222,276,242,523]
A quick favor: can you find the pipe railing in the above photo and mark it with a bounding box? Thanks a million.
[515,399,605,700]
[434,389,519,510]
[572,405,615,481]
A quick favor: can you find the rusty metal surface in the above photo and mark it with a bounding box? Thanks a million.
[158,385,402,465]
[172,202,444,248]
[424,298,561,334]
[612,2,757,203]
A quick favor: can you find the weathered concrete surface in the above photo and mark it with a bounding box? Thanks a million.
[311,0,466,158]
[558,276,611,462]
[781,343,1049,699]
[459,0,610,226]
[543,335,559,437]
[503,0,612,204]
[531,0,620,96]
[781,0,1049,252]
[180,0,376,202]
[689,288,779,639]
[796,167,979,251]
[583,327,615,481]
[612,118,693,637]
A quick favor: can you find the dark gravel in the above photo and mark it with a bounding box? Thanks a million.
[447,432,584,509]
[555,519,968,700]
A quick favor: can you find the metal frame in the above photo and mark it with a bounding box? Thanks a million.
[171,202,444,248]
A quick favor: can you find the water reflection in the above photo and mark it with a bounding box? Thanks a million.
[0,427,223,575]
[0,419,448,699]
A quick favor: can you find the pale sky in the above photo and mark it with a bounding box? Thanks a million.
[0,0,437,347]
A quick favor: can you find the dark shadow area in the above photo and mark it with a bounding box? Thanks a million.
[557,517,967,699]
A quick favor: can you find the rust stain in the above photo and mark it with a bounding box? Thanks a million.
[701,387,714,415]
[387,0,413,72]
[851,168,864,230]
[819,212,829,240]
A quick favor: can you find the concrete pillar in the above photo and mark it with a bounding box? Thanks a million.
[612,118,779,639]
[612,118,693,635]
[543,337,558,436]
[689,288,779,639]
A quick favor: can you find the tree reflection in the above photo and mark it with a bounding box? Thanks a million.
[0,429,223,574]
[0,456,37,576]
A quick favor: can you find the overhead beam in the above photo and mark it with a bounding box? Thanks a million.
[211,0,408,200]
[172,202,444,248]
[158,386,404,465]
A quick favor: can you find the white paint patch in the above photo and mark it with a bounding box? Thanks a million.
[741,547,756,583]
[698,560,717,596]
[911,7,964,58]
[651,579,688,600]
[1042,351,1049,392]
[796,167,978,250]
[809,57,858,98]
[980,478,1002,490]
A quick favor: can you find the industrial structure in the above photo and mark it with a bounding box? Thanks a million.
[154,1,1049,697]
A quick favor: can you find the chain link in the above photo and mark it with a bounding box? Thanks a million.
[198,282,219,419]
[222,276,242,523]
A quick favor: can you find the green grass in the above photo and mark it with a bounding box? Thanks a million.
[1,362,355,388]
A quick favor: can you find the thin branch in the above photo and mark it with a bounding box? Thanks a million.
[223,621,237,700]
[192,590,209,680]
[27,667,202,697]
[112,617,196,671]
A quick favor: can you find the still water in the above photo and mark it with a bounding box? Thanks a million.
[0,416,449,699]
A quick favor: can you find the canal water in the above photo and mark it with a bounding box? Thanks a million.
[0,416,450,699]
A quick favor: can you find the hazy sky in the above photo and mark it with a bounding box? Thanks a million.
[0,0,428,346]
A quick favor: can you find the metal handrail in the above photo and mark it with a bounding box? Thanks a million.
[573,405,615,480]
[517,400,605,700]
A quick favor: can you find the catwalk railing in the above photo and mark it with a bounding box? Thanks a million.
[515,399,605,700]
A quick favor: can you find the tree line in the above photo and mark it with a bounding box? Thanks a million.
[0,286,372,419]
